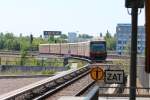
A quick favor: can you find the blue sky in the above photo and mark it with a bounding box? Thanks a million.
[0,0,145,37]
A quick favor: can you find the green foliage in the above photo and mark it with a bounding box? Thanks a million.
[44,58,64,66]
[30,34,33,44]
[104,31,116,50]
[112,59,130,74]
[48,35,67,43]
[2,33,19,50]
[60,34,68,39]
[41,70,56,75]
[69,59,87,68]
[0,33,5,49]
[0,32,68,51]
[78,34,93,39]
[0,32,48,51]
[0,56,65,67]
[20,50,28,66]
[48,36,55,43]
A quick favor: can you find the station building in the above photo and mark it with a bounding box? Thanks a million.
[116,24,145,54]
[68,32,77,43]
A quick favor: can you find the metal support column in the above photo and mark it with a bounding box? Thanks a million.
[130,0,138,100]
[145,0,150,73]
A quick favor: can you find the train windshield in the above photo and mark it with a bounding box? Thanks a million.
[91,43,105,52]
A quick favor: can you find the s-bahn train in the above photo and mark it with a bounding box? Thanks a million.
[39,40,107,61]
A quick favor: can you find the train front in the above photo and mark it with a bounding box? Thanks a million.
[90,40,107,62]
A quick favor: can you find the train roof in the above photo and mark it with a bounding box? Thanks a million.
[90,37,105,42]
[90,39,106,42]
[39,41,90,46]
[90,40,106,42]
[39,40,106,46]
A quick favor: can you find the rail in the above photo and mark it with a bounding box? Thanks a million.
[34,67,92,100]
[0,51,143,60]
[75,81,96,96]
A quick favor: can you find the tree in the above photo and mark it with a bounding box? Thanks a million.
[30,34,33,44]
[78,34,93,39]
[4,33,15,50]
[19,36,30,51]
[60,34,67,39]
[0,33,4,49]
[0,32,49,51]
[5,33,14,39]
[20,48,28,66]
[104,31,116,50]
[12,39,20,50]
[124,39,131,55]
[48,36,55,43]
[105,30,112,39]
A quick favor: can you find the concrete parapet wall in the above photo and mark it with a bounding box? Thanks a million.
[0,65,67,72]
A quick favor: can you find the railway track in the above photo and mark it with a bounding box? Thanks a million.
[42,73,95,100]
[0,51,139,60]
[40,63,126,100]
[0,63,125,100]
[0,64,91,100]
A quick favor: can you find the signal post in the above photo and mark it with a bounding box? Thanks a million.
[145,0,150,73]
[125,0,144,100]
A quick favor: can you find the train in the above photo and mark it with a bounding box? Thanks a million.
[39,40,107,62]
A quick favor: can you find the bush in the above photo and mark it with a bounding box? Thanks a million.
[41,70,55,75]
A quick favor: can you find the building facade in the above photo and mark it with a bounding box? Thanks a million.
[116,24,145,54]
[68,32,77,43]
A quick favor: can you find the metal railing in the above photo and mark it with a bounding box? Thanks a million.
[83,86,150,100]
[98,86,150,97]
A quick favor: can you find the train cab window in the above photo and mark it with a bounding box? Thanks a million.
[91,44,105,52]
